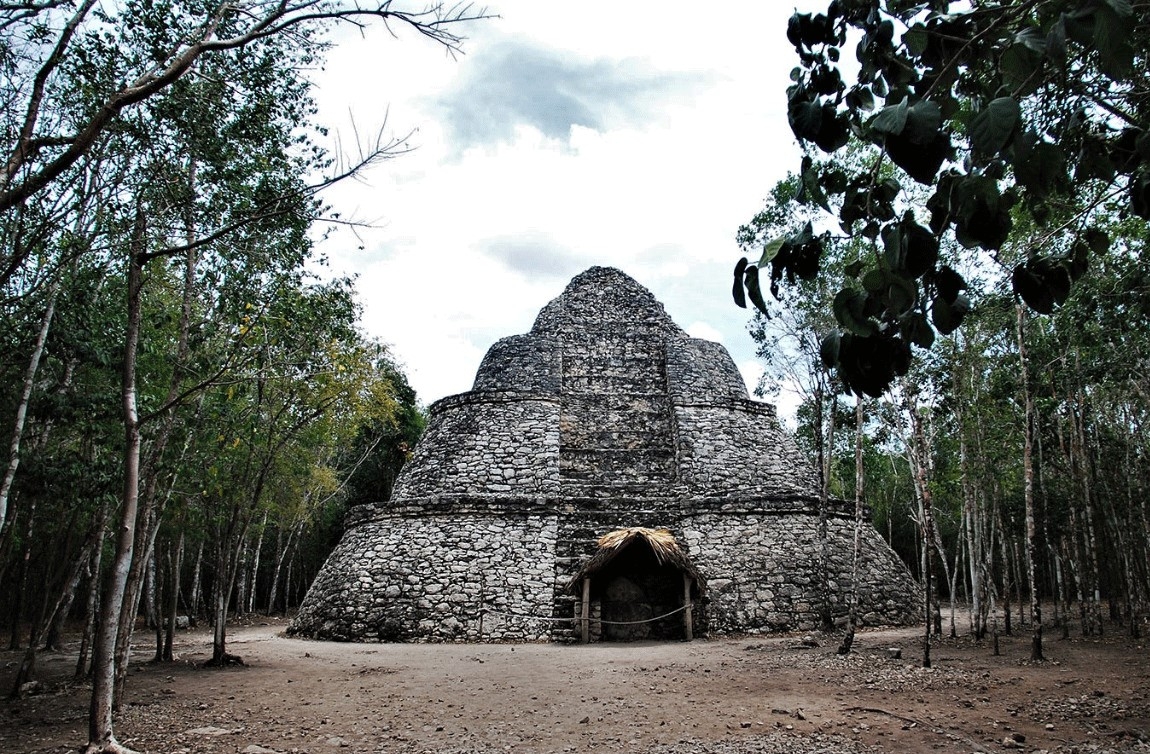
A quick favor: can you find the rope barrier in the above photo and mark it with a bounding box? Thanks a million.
[479,603,690,626]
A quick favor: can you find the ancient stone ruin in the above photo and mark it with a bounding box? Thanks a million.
[289,266,918,642]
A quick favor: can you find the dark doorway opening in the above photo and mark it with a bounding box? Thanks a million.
[592,538,696,641]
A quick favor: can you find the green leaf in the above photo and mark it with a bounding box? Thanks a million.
[833,288,878,336]
[870,98,909,136]
[885,129,950,184]
[931,293,969,334]
[1000,44,1042,95]
[1133,173,1150,219]
[812,105,850,153]
[862,268,886,293]
[788,98,824,141]
[1046,17,1067,68]
[847,85,875,112]
[880,224,902,268]
[902,221,939,278]
[1012,262,1055,314]
[759,238,785,266]
[935,265,968,304]
[904,99,942,145]
[1084,228,1110,255]
[744,264,770,315]
[820,331,840,369]
[885,274,918,316]
[1094,3,1134,78]
[903,312,935,349]
[800,160,832,212]
[903,24,928,55]
[969,97,1020,157]
[1015,140,1069,199]
[952,175,1012,249]
[1102,0,1133,15]
[732,258,748,308]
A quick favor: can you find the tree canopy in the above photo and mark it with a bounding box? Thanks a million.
[735,0,1150,397]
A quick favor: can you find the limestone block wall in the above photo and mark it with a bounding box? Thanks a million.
[289,512,560,642]
[666,337,750,402]
[673,402,821,497]
[681,512,919,633]
[293,497,918,643]
[391,394,561,499]
[471,334,560,393]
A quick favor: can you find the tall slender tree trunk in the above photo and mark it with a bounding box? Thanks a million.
[905,390,936,668]
[838,396,865,655]
[151,548,164,662]
[162,534,184,661]
[12,532,96,695]
[8,499,35,649]
[85,210,147,754]
[997,509,1013,636]
[816,380,835,631]
[265,526,286,616]
[1017,305,1043,661]
[0,277,61,537]
[111,226,202,703]
[45,544,87,651]
[246,512,267,614]
[189,540,204,620]
[76,504,109,680]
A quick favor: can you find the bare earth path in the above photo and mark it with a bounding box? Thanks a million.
[2,617,1149,753]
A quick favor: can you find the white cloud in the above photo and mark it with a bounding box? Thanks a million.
[309,1,815,406]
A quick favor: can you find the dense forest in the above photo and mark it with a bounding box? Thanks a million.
[0,2,471,751]
[742,171,1150,657]
[736,0,1150,664]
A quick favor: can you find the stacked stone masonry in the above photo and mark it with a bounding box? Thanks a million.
[290,267,919,642]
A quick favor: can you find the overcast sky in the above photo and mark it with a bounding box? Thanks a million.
[310,3,812,412]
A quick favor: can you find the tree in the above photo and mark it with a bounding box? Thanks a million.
[0,4,483,753]
[736,0,1150,395]
[0,0,484,223]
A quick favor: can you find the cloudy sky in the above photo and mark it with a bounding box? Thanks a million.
[310,2,812,410]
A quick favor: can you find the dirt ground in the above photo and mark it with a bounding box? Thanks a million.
[2,616,1149,754]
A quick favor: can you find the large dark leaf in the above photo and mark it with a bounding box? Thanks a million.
[970,97,1020,157]
[885,129,950,184]
[904,99,942,145]
[812,105,850,152]
[1000,43,1042,95]
[833,288,878,336]
[1094,1,1134,79]
[870,98,909,136]
[1015,139,1069,199]
[934,265,968,304]
[836,333,909,397]
[952,176,1012,249]
[820,331,840,369]
[902,220,939,278]
[732,258,748,308]
[788,97,824,142]
[1132,172,1150,219]
[902,311,935,349]
[1012,262,1055,314]
[931,292,970,334]
[744,264,770,315]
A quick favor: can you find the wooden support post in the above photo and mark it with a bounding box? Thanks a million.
[581,578,591,644]
[683,573,694,642]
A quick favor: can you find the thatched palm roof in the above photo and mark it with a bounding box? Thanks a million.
[566,527,704,593]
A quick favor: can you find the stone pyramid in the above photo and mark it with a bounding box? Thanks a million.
[290,267,917,642]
